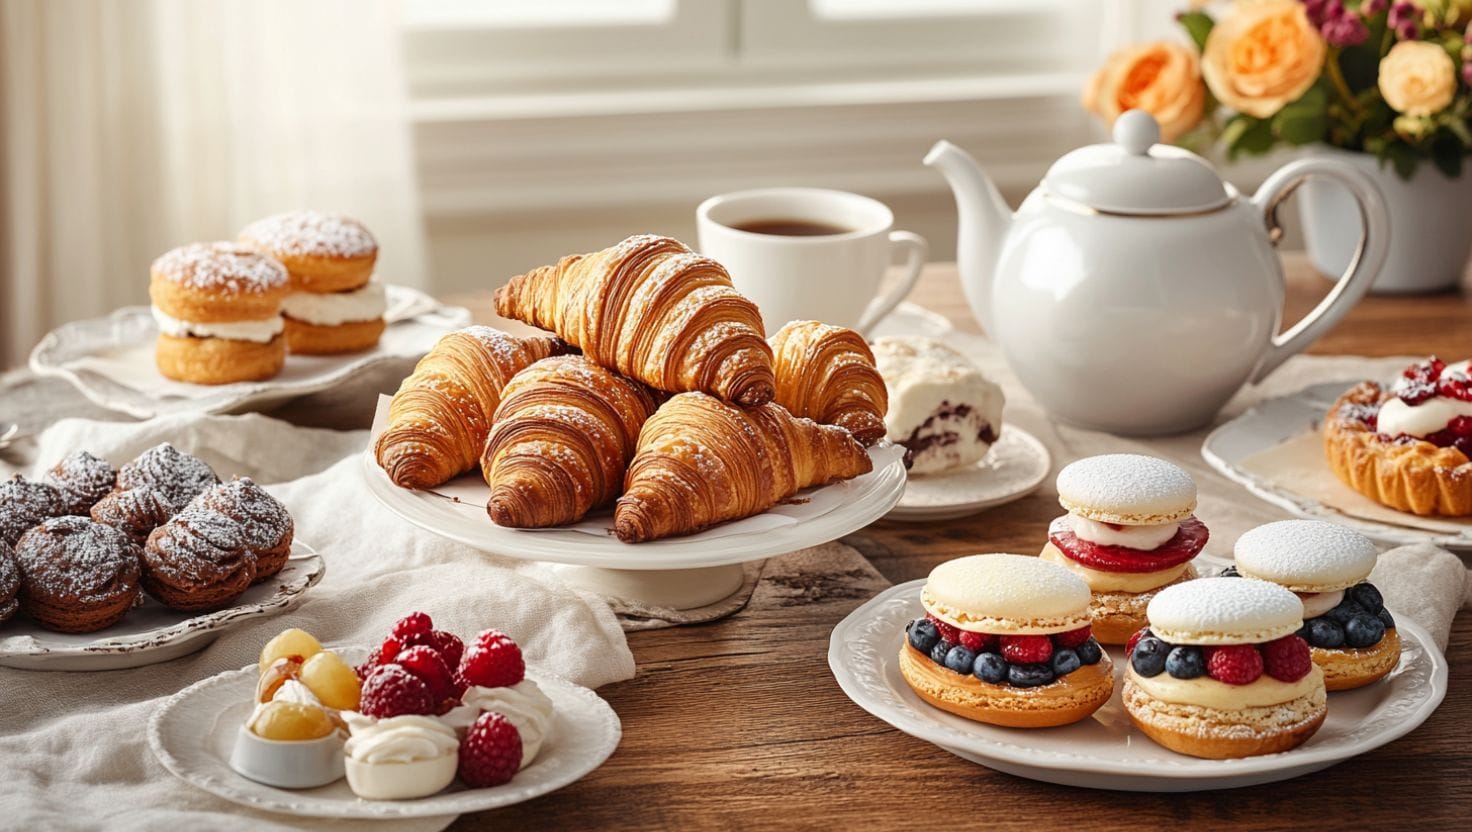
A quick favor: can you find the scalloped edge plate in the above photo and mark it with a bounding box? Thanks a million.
[886,426,1050,522]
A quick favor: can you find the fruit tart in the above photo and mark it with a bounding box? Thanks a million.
[1323,357,1472,516]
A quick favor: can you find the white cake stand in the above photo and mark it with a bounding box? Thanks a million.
[361,447,906,610]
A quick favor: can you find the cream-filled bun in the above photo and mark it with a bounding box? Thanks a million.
[1056,453,1197,525]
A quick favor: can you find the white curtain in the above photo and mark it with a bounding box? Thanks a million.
[0,0,425,367]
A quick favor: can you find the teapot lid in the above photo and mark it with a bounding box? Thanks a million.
[1043,110,1231,215]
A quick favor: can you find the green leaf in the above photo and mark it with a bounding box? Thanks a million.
[1385,143,1418,179]
[1274,85,1329,146]
[1177,11,1214,52]
[1430,134,1464,179]
[1223,115,1274,160]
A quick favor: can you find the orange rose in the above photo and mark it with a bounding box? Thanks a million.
[1084,41,1206,142]
[1379,41,1457,117]
[1202,0,1326,119]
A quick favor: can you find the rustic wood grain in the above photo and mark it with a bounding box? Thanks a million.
[452,257,1471,830]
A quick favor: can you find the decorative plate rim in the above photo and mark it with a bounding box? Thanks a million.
[889,425,1051,517]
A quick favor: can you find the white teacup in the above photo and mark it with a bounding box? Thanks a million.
[696,188,927,335]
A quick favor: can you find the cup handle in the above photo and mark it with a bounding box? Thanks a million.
[857,230,928,335]
[1248,159,1389,383]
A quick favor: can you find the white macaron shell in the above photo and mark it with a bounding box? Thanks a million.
[1146,577,1304,645]
[1233,520,1379,592]
[1056,453,1197,525]
[921,553,1092,635]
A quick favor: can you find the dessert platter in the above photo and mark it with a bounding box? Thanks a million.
[1,443,322,669]
[363,235,908,609]
[29,211,471,418]
[1203,357,1472,552]
[150,616,620,818]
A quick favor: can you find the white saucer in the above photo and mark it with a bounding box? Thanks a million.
[829,579,1447,792]
[149,648,620,819]
[886,426,1051,522]
[0,541,325,671]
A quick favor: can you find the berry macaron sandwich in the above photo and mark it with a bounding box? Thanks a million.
[1228,520,1399,691]
[901,554,1113,728]
[1040,454,1208,644]
[1123,578,1325,759]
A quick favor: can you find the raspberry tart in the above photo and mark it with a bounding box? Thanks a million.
[1323,357,1472,516]
[1039,454,1207,644]
[1122,578,1325,759]
[900,554,1114,728]
[1228,520,1399,691]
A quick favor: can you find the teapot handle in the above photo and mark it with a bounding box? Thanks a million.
[1249,159,1389,383]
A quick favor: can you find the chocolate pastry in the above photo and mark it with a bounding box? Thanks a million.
[13,516,141,633]
[45,450,118,515]
[0,540,19,623]
[188,477,293,582]
[91,487,175,546]
[116,443,220,509]
[0,476,66,547]
[142,506,257,611]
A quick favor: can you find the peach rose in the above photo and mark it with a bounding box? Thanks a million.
[1379,40,1457,117]
[1202,0,1326,119]
[1084,42,1206,142]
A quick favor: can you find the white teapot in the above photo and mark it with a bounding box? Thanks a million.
[925,110,1389,435]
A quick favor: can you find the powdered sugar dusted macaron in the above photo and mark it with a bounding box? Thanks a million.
[902,554,1114,728]
[1122,578,1325,759]
[1227,520,1398,691]
[1056,453,1197,525]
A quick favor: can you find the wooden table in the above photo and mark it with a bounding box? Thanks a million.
[454,257,1471,830]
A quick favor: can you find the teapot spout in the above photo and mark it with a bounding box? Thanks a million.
[924,140,1011,335]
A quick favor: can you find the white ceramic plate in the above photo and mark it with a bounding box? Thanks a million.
[28,286,471,418]
[0,541,325,671]
[886,426,1051,522]
[148,648,621,820]
[829,579,1447,792]
[1201,381,1472,552]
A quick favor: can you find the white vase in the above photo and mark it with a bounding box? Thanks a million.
[1299,146,1472,293]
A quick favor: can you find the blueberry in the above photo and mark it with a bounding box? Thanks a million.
[1075,637,1103,666]
[1349,583,1384,614]
[1344,613,1386,648]
[1324,598,1364,626]
[1218,566,1241,577]
[1008,662,1055,688]
[1378,608,1395,630]
[943,645,977,674]
[907,618,940,654]
[1305,617,1345,648]
[1295,622,1312,642]
[1165,646,1205,679]
[1052,648,1082,676]
[972,651,1008,684]
[1130,637,1169,677]
[929,639,954,664]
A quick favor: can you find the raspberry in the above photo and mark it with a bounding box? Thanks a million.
[429,630,466,671]
[459,630,525,688]
[356,643,385,681]
[1054,626,1092,649]
[394,645,455,701]
[392,611,435,641]
[1000,635,1052,664]
[379,635,405,665]
[1261,635,1312,682]
[1438,370,1472,403]
[359,665,435,718]
[926,614,959,645]
[1126,628,1150,656]
[1206,644,1264,685]
[458,712,523,788]
[958,630,994,652]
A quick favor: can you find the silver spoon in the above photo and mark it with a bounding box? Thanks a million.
[0,423,21,451]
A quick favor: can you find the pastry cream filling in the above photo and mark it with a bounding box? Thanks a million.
[1378,360,1472,437]
[1069,514,1178,550]
[1128,664,1323,709]
[152,306,284,343]
[1298,590,1344,620]
[1041,543,1188,593]
[281,281,387,326]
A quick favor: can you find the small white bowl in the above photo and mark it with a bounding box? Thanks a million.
[229,724,345,789]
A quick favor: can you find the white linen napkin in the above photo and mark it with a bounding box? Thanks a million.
[0,413,635,830]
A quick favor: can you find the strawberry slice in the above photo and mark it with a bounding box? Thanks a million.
[1049,516,1208,573]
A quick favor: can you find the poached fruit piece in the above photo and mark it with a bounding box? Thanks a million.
[300,651,362,711]
[259,627,323,672]
[252,700,337,741]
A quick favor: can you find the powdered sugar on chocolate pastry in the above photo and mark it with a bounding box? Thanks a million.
[0,540,20,621]
[0,476,66,547]
[13,516,141,605]
[90,487,175,546]
[188,477,293,553]
[151,242,288,294]
[144,507,255,586]
[239,210,378,259]
[44,451,118,516]
[116,443,220,510]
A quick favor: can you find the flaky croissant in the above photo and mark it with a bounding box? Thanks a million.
[769,320,888,445]
[481,356,660,528]
[615,393,873,543]
[493,235,776,406]
[375,326,567,489]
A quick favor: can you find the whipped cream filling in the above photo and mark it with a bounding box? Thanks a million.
[152,305,283,343]
[1379,359,1472,437]
[343,713,458,764]
[1298,590,1344,620]
[281,281,386,326]
[1069,514,1178,550]
[443,679,554,770]
[1128,664,1323,709]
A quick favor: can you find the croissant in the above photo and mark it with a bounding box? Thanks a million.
[375,326,568,489]
[481,356,659,528]
[493,235,776,406]
[615,393,873,543]
[769,320,888,445]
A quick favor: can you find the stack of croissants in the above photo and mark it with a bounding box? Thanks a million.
[374,234,892,543]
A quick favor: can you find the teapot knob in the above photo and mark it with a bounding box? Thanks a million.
[1114,110,1160,156]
